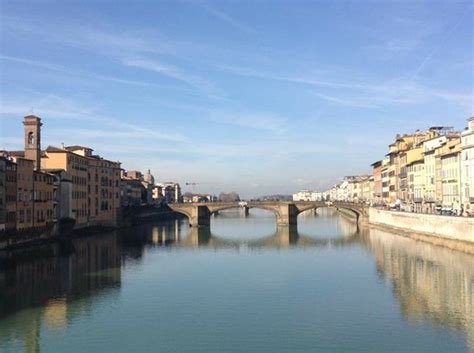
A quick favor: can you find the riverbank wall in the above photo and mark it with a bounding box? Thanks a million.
[369,208,474,244]
[0,205,181,251]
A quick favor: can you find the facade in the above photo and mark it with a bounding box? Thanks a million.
[0,158,5,231]
[292,190,322,202]
[439,138,462,212]
[14,157,34,231]
[322,123,472,215]
[461,117,474,214]
[121,169,156,206]
[120,179,143,207]
[159,182,182,203]
[4,157,17,232]
[45,169,73,221]
[381,157,390,202]
[183,193,217,203]
[152,185,163,204]
[42,145,121,228]
[371,160,383,204]
[422,135,448,212]
[33,171,55,229]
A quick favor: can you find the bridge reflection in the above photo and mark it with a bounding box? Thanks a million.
[178,225,362,249]
[132,213,360,249]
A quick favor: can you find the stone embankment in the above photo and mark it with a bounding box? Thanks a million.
[368,208,474,249]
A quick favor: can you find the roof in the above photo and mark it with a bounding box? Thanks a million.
[45,145,66,152]
[6,150,25,157]
[65,145,93,151]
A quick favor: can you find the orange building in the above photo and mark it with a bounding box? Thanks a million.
[42,146,121,228]
[14,157,34,231]
[33,170,55,229]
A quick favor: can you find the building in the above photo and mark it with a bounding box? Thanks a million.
[41,145,121,228]
[46,169,73,221]
[422,134,449,212]
[0,157,5,231]
[123,170,143,181]
[23,115,42,170]
[371,160,383,204]
[14,157,34,231]
[381,157,390,203]
[386,131,429,204]
[461,117,474,214]
[120,179,143,207]
[152,185,163,205]
[33,170,55,229]
[183,193,216,203]
[159,182,182,203]
[4,157,17,232]
[361,176,373,203]
[438,137,462,212]
[292,190,322,202]
[143,169,155,185]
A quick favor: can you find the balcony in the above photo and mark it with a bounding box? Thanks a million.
[414,197,423,203]
[424,197,436,203]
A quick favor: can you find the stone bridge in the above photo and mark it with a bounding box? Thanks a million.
[168,201,368,227]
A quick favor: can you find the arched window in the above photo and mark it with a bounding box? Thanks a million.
[28,132,35,145]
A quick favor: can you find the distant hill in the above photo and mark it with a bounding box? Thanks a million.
[252,194,292,201]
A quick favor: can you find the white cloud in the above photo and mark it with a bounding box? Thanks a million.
[122,57,215,93]
[197,2,256,34]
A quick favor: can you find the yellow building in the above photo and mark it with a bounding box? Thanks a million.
[13,157,34,231]
[438,138,462,212]
[405,147,424,212]
[33,170,55,229]
[42,146,121,228]
[422,135,450,213]
[386,131,429,204]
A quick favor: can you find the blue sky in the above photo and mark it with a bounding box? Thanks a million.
[0,0,473,197]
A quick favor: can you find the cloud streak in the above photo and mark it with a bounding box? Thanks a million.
[197,2,256,34]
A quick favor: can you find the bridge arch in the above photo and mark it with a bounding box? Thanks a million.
[168,202,368,227]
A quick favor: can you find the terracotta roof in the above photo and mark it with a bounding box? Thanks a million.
[45,145,66,152]
[6,151,25,157]
[65,145,93,151]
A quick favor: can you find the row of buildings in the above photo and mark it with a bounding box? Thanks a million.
[0,115,182,235]
[321,117,474,215]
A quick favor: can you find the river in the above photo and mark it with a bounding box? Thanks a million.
[0,208,473,353]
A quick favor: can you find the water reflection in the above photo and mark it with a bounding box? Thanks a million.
[0,234,121,352]
[0,210,473,352]
[361,227,474,351]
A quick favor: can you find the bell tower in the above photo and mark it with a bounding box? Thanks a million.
[23,115,42,170]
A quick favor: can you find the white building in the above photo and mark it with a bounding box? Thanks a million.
[461,117,474,214]
[292,190,322,202]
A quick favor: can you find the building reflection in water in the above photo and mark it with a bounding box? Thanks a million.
[1,211,473,352]
[361,227,474,351]
[0,232,122,353]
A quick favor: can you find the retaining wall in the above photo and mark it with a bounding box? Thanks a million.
[369,208,474,243]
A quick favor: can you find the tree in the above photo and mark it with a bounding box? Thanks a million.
[218,192,240,202]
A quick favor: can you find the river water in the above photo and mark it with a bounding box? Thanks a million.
[0,208,473,353]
